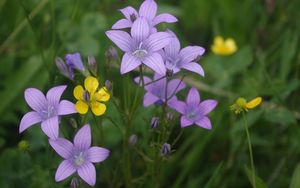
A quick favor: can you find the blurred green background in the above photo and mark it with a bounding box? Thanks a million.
[0,0,300,187]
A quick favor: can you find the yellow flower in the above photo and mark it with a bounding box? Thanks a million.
[74,76,110,116]
[211,36,237,56]
[230,97,262,114]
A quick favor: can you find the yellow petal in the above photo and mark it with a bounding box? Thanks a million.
[95,87,110,102]
[225,38,237,53]
[91,101,106,116]
[214,36,224,46]
[75,101,89,114]
[246,97,262,109]
[84,76,99,94]
[74,85,84,100]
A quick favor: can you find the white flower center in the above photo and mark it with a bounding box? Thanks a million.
[133,42,148,59]
[41,105,56,119]
[74,152,85,167]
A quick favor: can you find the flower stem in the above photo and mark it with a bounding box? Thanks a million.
[242,113,256,188]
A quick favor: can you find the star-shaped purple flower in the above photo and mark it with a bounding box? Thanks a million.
[49,124,109,186]
[19,85,77,139]
[161,30,205,76]
[169,87,218,129]
[112,0,177,31]
[106,17,173,75]
[135,73,186,107]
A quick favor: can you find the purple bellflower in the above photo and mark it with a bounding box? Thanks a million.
[169,87,217,129]
[49,124,110,186]
[112,0,177,31]
[106,17,173,75]
[161,30,205,76]
[65,53,85,72]
[19,85,76,139]
[135,73,186,107]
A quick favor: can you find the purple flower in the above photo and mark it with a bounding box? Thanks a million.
[150,117,159,128]
[106,17,173,75]
[161,30,205,76]
[169,87,218,129]
[55,57,74,80]
[65,53,85,71]
[49,124,110,186]
[19,85,77,139]
[135,73,186,107]
[112,0,177,30]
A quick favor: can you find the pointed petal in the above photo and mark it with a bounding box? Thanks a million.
[143,92,159,106]
[87,147,110,163]
[168,100,186,114]
[131,17,150,42]
[19,111,42,133]
[180,46,205,63]
[181,62,205,77]
[46,85,67,106]
[74,124,91,150]
[180,116,193,128]
[195,116,212,129]
[153,13,178,25]
[186,87,200,105]
[167,79,186,98]
[143,53,166,75]
[49,138,74,159]
[91,101,106,116]
[198,100,218,115]
[119,6,138,20]
[41,116,59,139]
[58,100,77,115]
[121,53,142,74]
[145,32,172,52]
[55,160,76,182]
[78,163,96,186]
[164,30,180,57]
[112,19,132,29]
[139,0,157,20]
[24,88,47,112]
[105,30,132,52]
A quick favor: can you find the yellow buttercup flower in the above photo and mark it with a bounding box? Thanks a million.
[211,36,237,56]
[74,76,110,116]
[230,97,262,114]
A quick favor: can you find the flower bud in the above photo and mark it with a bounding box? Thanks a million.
[18,140,29,152]
[161,143,171,156]
[55,57,74,80]
[105,46,119,62]
[88,55,97,75]
[69,118,78,129]
[70,177,80,188]
[129,134,138,146]
[166,112,173,121]
[65,53,85,71]
[105,80,113,91]
[151,117,159,129]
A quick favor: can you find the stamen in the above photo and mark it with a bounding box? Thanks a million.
[74,152,85,166]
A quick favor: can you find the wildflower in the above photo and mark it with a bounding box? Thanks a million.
[134,73,186,107]
[65,53,85,71]
[161,143,171,156]
[112,0,177,30]
[150,117,159,128]
[162,30,205,76]
[19,85,77,139]
[18,140,29,151]
[169,87,218,129]
[230,97,262,114]
[55,57,74,80]
[106,17,172,75]
[211,36,237,56]
[87,55,97,76]
[49,124,109,186]
[73,76,110,116]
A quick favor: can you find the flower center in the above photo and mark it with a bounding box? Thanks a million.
[133,42,148,59]
[74,152,85,167]
[187,108,200,120]
[41,105,56,119]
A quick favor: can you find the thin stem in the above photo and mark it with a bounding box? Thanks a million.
[167,75,186,100]
[92,114,104,145]
[144,75,167,86]
[242,113,256,188]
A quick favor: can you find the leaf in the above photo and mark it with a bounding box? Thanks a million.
[264,107,296,125]
[204,162,224,188]
[244,166,268,188]
[290,163,300,188]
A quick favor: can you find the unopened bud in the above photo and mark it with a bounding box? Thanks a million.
[161,143,171,156]
[18,140,29,152]
[105,46,119,62]
[65,53,85,71]
[166,112,173,121]
[88,55,97,75]
[55,57,74,80]
[129,134,138,146]
[69,118,78,129]
[70,177,80,188]
[105,80,112,91]
[151,117,159,129]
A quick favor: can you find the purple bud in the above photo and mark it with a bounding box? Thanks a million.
[130,14,137,22]
[55,57,74,80]
[161,143,171,156]
[83,90,90,102]
[151,117,159,129]
[70,177,79,188]
[65,53,85,71]
[129,134,138,146]
[166,112,174,121]
[88,55,97,75]
[105,80,112,91]
[105,46,119,62]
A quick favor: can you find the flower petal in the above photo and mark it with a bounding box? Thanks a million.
[145,32,172,52]
[143,92,160,106]
[84,76,99,94]
[164,30,180,58]
[120,53,142,74]
[167,79,186,98]
[105,30,132,52]
[55,160,76,182]
[74,124,91,151]
[131,17,150,42]
[112,19,132,29]
[198,100,218,115]
[19,111,42,133]
[119,6,138,20]
[87,147,110,163]
[49,138,74,159]
[78,162,96,186]
[95,87,110,102]
[168,100,186,114]
[186,87,200,105]
[143,53,166,75]
[139,0,157,20]
[181,62,205,77]
[46,85,67,106]
[91,101,106,116]
[153,13,178,25]
[24,88,47,112]
[180,116,193,128]
[246,97,262,109]
[75,101,89,114]
[195,116,212,130]
[74,85,84,100]
[41,116,59,139]
[180,46,205,63]
[58,100,77,115]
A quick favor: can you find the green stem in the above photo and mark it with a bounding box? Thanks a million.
[242,113,256,188]
[123,116,132,188]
